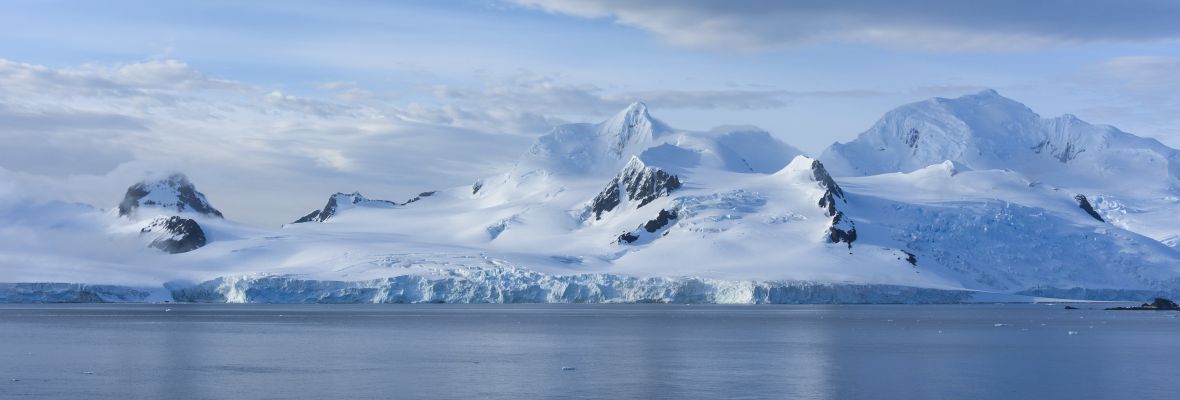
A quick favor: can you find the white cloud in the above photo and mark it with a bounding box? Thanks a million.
[0,58,889,225]
[410,73,877,134]
[0,59,530,225]
[514,0,1180,51]
[1097,56,1180,92]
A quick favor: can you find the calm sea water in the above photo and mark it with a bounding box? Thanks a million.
[0,304,1177,400]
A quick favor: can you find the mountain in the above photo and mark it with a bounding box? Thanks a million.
[819,90,1180,182]
[3,96,1180,303]
[292,192,401,223]
[820,90,1180,246]
[585,157,681,222]
[116,173,224,254]
[118,173,224,219]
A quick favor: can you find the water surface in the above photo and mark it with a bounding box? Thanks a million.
[1,304,1177,399]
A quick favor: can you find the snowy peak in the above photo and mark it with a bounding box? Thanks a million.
[819,90,1043,176]
[586,157,682,221]
[292,192,400,224]
[118,173,223,219]
[516,102,670,176]
[819,90,1180,187]
[602,102,665,158]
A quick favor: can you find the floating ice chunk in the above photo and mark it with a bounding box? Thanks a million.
[82,371,95,375]
[993,323,1009,327]
[1067,331,1080,335]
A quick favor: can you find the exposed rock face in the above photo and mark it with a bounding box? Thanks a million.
[904,128,920,149]
[643,209,679,233]
[902,250,918,266]
[809,160,857,247]
[1031,140,1084,163]
[118,174,223,218]
[811,159,845,216]
[1074,194,1105,222]
[618,208,679,244]
[141,216,207,254]
[292,210,322,224]
[292,192,399,224]
[402,191,436,205]
[617,232,640,244]
[828,211,857,247]
[589,157,681,220]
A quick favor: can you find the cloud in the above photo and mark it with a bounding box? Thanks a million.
[1096,56,1180,92]
[412,74,877,134]
[513,0,1180,51]
[1048,56,1180,148]
[0,59,529,225]
[0,59,242,97]
[0,58,885,224]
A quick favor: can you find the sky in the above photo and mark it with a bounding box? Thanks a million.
[1,0,1178,226]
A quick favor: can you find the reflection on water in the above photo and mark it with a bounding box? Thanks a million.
[0,304,1177,399]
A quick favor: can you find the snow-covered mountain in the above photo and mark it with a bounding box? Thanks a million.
[3,95,1180,303]
[118,173,224,219]
[114,174,228,254]
[819,89,1180,246]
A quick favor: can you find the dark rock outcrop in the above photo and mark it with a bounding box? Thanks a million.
[1031,139,1084,163]
[1054,142,1083,163]
[118,173,223,218]
[141,216,207,254]
[643,209,678,233]
[902,250,918,266]
[812,160,845,216]
[617,232,640,244]
[827,211,857,247]
[809,160,857,248]
[589,157,681,220]
[291,192,399,224]
[293,210,322,224]
[1105,298,1180,311]
[402,191,436,205]
[1074,194,1104,222]
[618,209,679,244]
[904,128,919,148]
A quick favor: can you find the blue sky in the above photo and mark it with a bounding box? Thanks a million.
[1,0,1178,225]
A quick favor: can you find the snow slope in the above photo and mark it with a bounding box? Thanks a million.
[3,97,1180,303]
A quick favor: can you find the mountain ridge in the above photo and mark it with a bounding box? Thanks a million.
[4,91,1180,303]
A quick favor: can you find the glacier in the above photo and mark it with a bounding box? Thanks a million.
[170,268,984,304]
